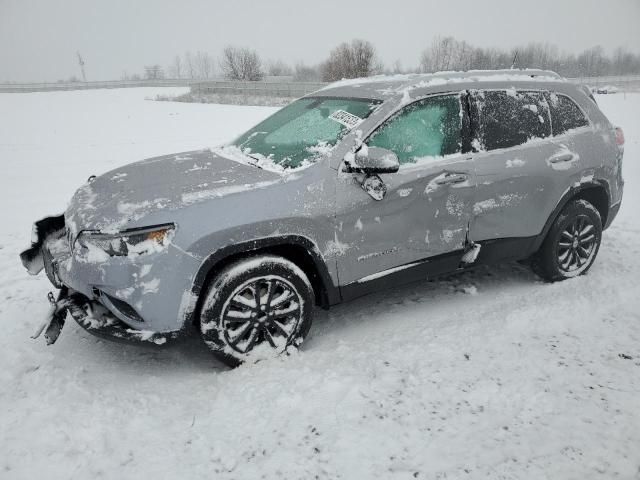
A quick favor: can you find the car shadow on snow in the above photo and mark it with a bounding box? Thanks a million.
[305,260,540,348]
[67,323,229,373]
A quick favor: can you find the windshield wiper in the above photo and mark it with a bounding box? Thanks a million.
[244,153,264,169]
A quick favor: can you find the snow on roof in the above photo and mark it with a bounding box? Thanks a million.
[318,69,565,99]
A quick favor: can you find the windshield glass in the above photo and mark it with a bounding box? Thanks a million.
[231,96,381,169]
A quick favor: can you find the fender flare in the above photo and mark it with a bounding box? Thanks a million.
[532,179,611,252]
[182,235,340,328]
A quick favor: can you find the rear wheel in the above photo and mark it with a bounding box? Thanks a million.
[200,255,314,367]
[532,199,602,281]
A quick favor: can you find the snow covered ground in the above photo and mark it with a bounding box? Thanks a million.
[0,88,639,479]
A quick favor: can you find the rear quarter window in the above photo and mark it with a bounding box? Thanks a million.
[472,90,551,151]
[546,92,590,135]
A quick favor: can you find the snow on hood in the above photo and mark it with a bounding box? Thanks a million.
[65,149,284,234]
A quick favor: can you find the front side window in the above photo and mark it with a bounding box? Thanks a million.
[473,90,551,151]
[232,97,380,169]
[547,93,589,135]
[367,94,462,164]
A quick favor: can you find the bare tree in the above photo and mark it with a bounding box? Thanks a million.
[293,62,321,81]
[420,36,455,72]
[611,47,639,75]
[266,59,293,77]
[320,39,380,82]
[421,37,563,74]
[511,42,560,71]
[420,36,479,72]
[195,51,214,79]
[144,65,164,80]
[577,46,609,77]
[168,55,183,79]
[220,46,264,81]
[419,37,640,77]
[184,51,196,79]
[391,59,403,74]
[612,47,627,75]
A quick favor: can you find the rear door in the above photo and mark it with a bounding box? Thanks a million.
[468,89,563,241]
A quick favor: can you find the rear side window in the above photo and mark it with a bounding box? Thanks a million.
[368,94,461,164]
[472,90,551,151]
[547,93,589,135]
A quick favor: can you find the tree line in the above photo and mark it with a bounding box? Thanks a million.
[121,37,640,83]
[419,36,640,78]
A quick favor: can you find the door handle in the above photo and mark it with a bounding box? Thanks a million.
[435,173,468,185]
[549,153,575,164]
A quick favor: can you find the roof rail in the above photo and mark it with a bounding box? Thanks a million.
[319,69,566,93]
[432,68,563,79]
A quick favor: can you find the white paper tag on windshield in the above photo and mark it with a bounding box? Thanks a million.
[328,110,363,129]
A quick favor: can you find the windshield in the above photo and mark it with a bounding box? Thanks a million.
[231,96,381,169]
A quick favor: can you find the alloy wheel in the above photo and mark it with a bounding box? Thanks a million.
[556,214,597,272]
[221,277,301,354]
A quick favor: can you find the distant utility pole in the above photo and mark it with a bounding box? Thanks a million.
[77,52,87,82]
[511,51,519,69]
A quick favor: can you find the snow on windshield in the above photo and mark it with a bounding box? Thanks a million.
[229,96,381,170]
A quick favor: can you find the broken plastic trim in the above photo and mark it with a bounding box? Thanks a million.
[31,288,70,345]
[460,243,481,264]
[31,288,181,346]
[20,214,66,275]
[100,292,145,323]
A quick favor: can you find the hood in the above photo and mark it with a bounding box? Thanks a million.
[66,149,283,234]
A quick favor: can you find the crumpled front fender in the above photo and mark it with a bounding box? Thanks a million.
[19,214,65,275]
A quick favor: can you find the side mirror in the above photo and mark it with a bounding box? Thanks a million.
[344,146,400,174]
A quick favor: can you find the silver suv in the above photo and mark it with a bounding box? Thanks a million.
[21,69,625,366]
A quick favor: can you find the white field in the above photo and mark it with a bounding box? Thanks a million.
[0,88,639,479]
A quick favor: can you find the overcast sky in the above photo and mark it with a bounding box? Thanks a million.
[1,0,639,82]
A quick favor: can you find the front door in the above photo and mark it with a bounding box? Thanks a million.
[334,93,477,286]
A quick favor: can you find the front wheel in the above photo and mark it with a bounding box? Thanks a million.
[532,199,602,282]
[200,255,314,367]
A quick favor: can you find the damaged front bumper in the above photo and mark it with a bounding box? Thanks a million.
[32,287,181,345]
[21,215,183,345]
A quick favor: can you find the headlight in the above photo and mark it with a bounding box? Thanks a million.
[78,224,175,257]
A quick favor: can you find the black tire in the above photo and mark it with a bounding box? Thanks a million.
[200,255,314,367]
[532,199,602,282]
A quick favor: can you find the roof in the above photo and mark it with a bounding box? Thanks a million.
[315,69,566,101]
